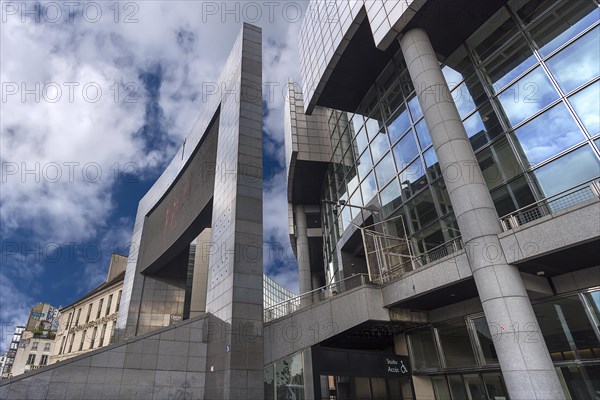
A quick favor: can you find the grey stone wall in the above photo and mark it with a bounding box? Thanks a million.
[0,316,208,400]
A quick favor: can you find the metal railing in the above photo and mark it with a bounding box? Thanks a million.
[500,181,600,231]
[263,274,371,322]
[371,237,464,284]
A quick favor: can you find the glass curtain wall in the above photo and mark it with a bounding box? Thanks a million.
[321,0,600,282]
[408,288,600,400]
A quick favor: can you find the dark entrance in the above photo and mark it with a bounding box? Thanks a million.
[312,347,414,400]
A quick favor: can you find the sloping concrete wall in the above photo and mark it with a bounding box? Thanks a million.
[264,285,389,364]
[0,316,208,400]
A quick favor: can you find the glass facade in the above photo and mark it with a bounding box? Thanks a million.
[320,0,600,282]
[264,352,305,400]
[407,288,600,400]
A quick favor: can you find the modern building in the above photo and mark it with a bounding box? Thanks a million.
[0,23,264,400]
[49,254,126,365]
[268,1,600,400]
[7,304,59,377]
[0,354,6,379]
[1,326,24,379]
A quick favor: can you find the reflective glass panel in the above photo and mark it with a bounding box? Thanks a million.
[408,327,440,370]
[370,378,386,400]
[432,376,451,400]
[534,295,600,361]
[464,374,486,400]
[490,175,536,217]
[529,0,600,57]
[472,317,499,365]
[400,159,427,200]
[443,65,464,90]
[482,373,509,400]
[436,321,478,368]
[370,133,390,162]
[357,150,373,181]
[498,66,559,127]
[532,145,600,197]
[569,80,600,135]
[265,365,274,399]
[583,290,600,333]
[393,131,419,170]
[415,118,432,150]
[462,102,503,151]
[380,179,402,217]
[406,189,438,232]
[483,36,537,91]
[467,8,520,62]
[354,377,371,400]
[513,102,585,167]
[432,180,453,215]
[423,147,442,181]
[355,127,369,155]
[275,353,304,400]
[476,138,522,189]
[448,375,468,400]
[375,152,396,188]
[453,81,477,119]
[361,171,377,205]
[546,27,600,94]
[365,115,384,140]
[558,364,600,400]
[443,45,475,90]
[509,0,560,24]
[387,106,411,144]
[408,95,423,121]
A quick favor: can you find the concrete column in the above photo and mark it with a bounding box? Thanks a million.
[190,228,211,318]
[399,28,565,400]
[295,204,312,294]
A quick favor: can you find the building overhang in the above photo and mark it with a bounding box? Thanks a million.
[301,0,508,114]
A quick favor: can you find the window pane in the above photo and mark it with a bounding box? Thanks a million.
[443,45,475,90]
[432,376,451,400]
[265,364,274,399]
[393,131,419,170]
[443,65,464,91]
[569,80,600,135]
[370,133,390,162]
[448,375,468,400]
[462,102,503,151]
[423,147,441,181]
[531,145,600,197]
[355,377,371,400]
[387,105,411,144]
[583,290,600,330]
[467,7,520,62]
[513,102,585,167]
[483,36,537,91]
[432,179,453,215]
[477,138,522,189]
[415,118,432,150]
[529,0,600,57]
[558,364,600,400]
[408,95,423,121]
[400,159,427,200]
[355,127,369,154]
[534,295,600,361]
[357,149,373,181]
[406,188,438,232]
[361,171,377,205]
[472,317,499,365]
[408,327,440,370]
[370,378,387,400]
[509,0,558,24]
[546,27,600,94]
[380,179,402,217]
[482,372,509,400]
[375,152,395,188]
[464,374,486,400]
[490,175,536,217]
[436,321,477,368]
[498,66,559,127]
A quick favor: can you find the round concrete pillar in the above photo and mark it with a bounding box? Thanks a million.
[399,28,565,400]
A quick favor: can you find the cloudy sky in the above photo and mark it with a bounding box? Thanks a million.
[0,0,307,351]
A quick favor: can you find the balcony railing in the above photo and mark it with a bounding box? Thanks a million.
[371,237,463,284]
[264,274,371,322]
[500,181,600,231]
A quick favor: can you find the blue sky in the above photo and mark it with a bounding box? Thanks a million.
[0,1,306,352]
